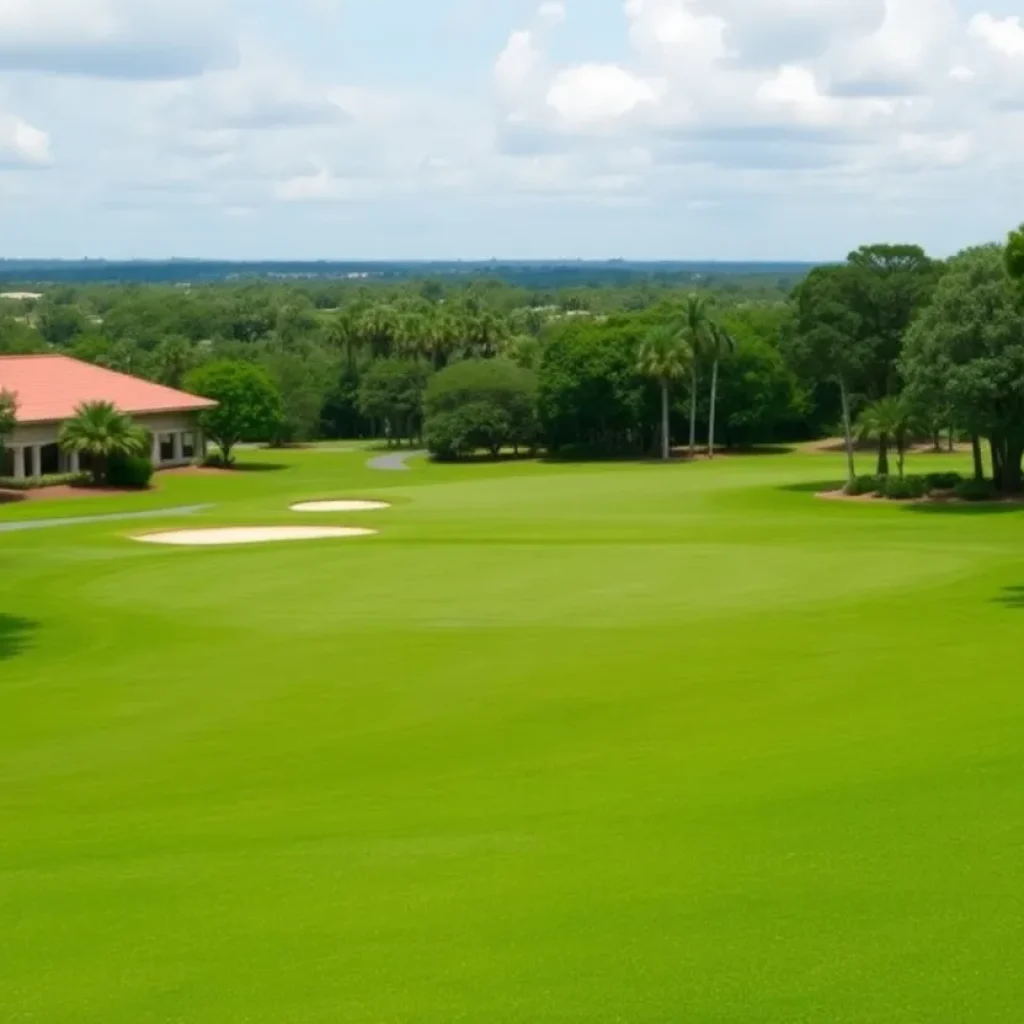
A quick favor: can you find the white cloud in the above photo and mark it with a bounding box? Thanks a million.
[495,30,542,102]
[969,13,1024,58]
[546,65,660,126]
[0,112,53,166]
[0,0,1022,259]
[537,2,566,29]
[275,168,356,203]
[825,0,959,96]
[155,44,346,133]
[625,0,730,67]
[0,0,235,79]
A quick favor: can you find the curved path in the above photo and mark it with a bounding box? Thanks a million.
[367,449,425,472]
[0,504,212,534]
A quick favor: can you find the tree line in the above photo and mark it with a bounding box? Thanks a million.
[4,225,1024,491]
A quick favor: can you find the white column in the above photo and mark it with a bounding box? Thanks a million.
[70,451,80,473]
[195,429,206,463]
[30,445,42,478]
[151,433,161,468]
[172,432,184,464]
[13,446,26,480]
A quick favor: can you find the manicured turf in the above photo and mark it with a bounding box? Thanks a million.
[2,448,1023,1022]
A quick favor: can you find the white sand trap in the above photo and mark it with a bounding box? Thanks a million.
[136,526,377,546]
[290,500,391,513]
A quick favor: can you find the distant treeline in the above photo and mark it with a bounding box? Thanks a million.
[0,259,818,290]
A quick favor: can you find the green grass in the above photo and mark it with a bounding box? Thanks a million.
[3,448,1024,1022]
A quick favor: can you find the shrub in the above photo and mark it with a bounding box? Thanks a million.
[954,478,1000,502]
[424,410,473,462]
[882,475,928,500]
[843,475,882,497]
[0,472,89,491]
[925,471,963,491]
[107,454,154,489]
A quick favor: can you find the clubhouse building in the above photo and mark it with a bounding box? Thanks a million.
[0,354,216,479]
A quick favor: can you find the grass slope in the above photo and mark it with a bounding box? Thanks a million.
[2,449,1024,1023]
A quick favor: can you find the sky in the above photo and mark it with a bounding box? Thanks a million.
[0,0,1023,261]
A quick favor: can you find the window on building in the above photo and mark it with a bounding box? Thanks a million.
[182,433,196,459]
[160,434,175,462]
[40,444,61,476]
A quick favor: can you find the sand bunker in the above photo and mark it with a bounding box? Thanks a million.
[290,500,391,513]
[136,526,377,546]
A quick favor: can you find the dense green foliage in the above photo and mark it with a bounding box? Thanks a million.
[184,361,283,464]
[637,326,691,460]
[357,359,430,446]
[902,247,1024,493]
[2,446,1023,1023]
[0,387,16,461]
[4,227,1024,491]
[106,454,154,489]
[424,359,537,459]
[58,401,148,486]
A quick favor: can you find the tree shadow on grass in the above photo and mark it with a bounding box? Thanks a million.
[0,614,37,661]
[778,480,844,495]
[994,586,1024,609]
[546,445,796,465]
[227,462,289,473]
[902,502,1024,517]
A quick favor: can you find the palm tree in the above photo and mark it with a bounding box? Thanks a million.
[396,311,430,361]
[430,311,464,370]
[0,388,17,459]
[324,310,362,371]
[59,401,148,486]
[705,322,737,459]
[638,327,691,461]
[675,294,713,457]
[856,395,917,480]
[357,305,400,360]
[465,311,508,359]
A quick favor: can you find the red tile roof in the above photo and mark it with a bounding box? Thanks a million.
[0,354,217,424]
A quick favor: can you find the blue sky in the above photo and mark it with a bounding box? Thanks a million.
[0,0,1022,261]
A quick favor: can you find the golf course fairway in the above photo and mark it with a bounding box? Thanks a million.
[2,447,1023,1023]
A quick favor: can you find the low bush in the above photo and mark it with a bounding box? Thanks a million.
[0,472,89,491]
[882,476,929,500]
[843,475,882,497]
[954,478,1000,502]
[925,471,963,491]
[107,454,154,489]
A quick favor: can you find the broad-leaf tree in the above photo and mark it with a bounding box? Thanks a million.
[185,361,283,465]
[841,244,939,472]
[788,266,868,486]
[262,343,338,445]
[637,326,690,461]
[357,359,430,446]
[153,335,196,389]
[424,359,536,460]
[902,245,1024,492]
[58,401,148,485]
[1006,223,1024,283]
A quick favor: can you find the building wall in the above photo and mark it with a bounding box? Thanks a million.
[4,411,205,478]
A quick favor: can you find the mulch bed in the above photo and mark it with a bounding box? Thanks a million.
[816,489,1024,506]
[0,466,234,502]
